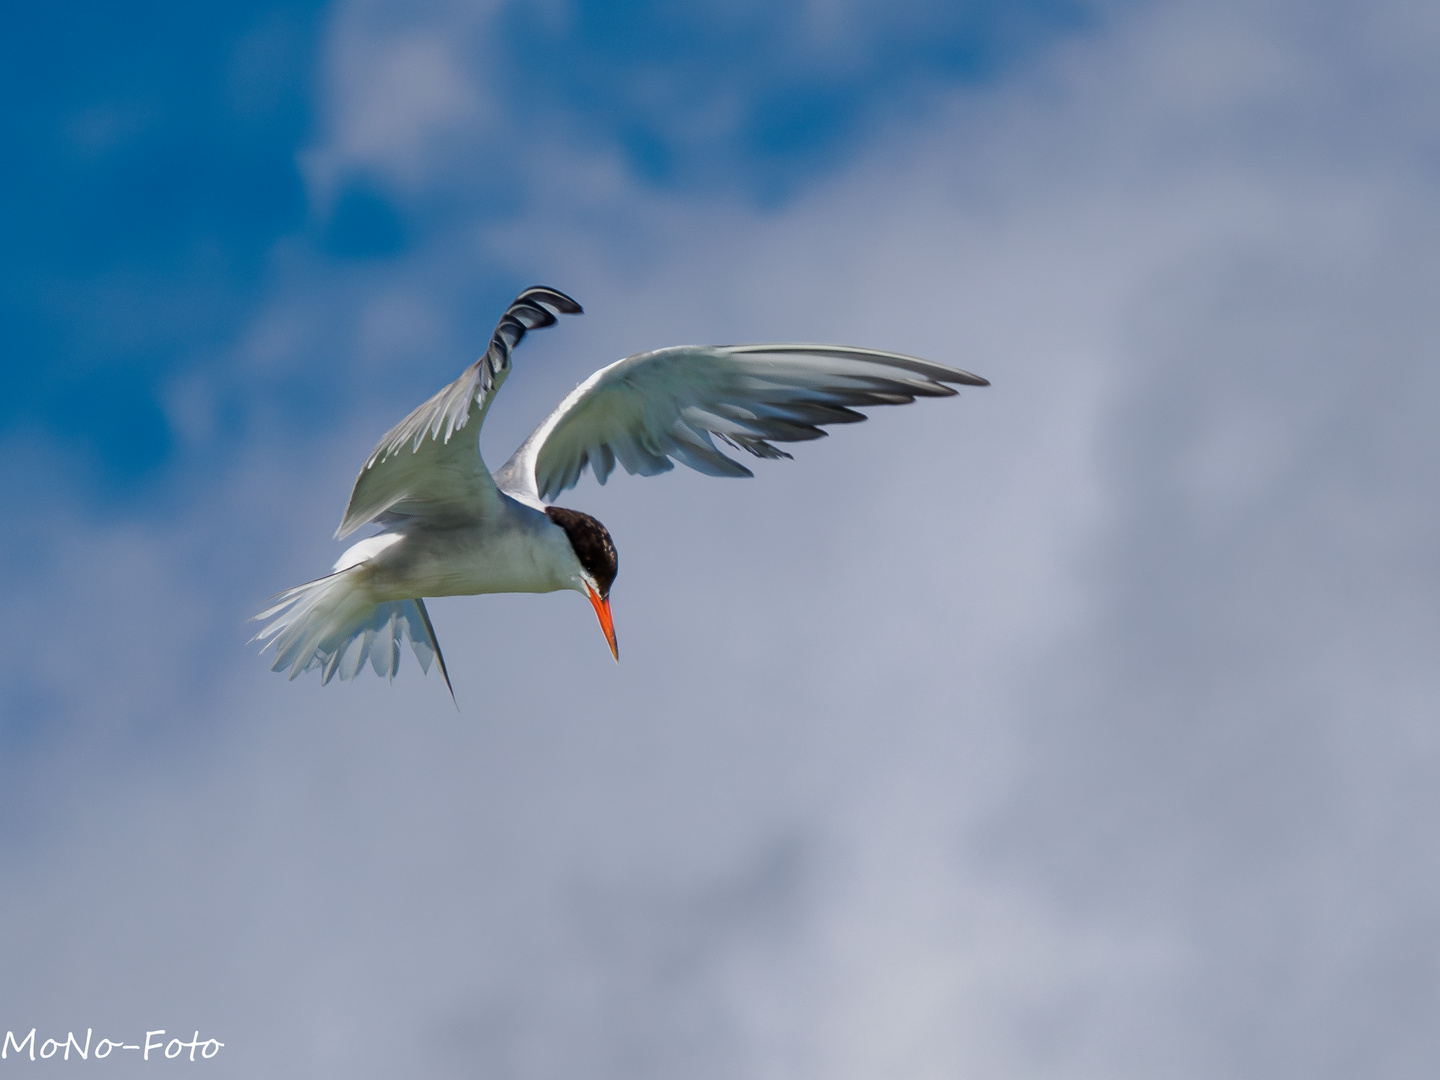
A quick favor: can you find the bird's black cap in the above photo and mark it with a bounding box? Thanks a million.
[546,506,618,598]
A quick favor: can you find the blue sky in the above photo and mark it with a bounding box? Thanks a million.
[1,0,1085,502]
[4,0,1440,1077]
[2,1,316,489]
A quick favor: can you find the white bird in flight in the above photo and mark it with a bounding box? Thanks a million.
[254,286,988,698]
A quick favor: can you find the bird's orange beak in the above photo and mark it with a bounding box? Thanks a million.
[585,583,619,661]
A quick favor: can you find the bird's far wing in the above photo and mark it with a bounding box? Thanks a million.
[336,286,583,539]
[493,343,988,505]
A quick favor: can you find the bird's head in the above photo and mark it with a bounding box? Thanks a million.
[545,505,619,661]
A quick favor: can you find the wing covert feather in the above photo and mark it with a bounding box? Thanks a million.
[336,287,582,538]
[495,344,987,504]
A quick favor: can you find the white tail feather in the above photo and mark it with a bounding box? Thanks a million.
[252,569,451,694]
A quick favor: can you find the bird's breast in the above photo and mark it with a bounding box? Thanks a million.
[359,519,572,600]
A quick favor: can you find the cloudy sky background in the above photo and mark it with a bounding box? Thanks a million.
[3,0,1439,1076]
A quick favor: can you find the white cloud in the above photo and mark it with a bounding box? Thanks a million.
[302,0,501,199]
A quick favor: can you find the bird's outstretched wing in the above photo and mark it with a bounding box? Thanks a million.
[335,287,583,539]
[494,344,988,505]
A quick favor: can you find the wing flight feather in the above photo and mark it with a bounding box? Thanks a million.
[336,286,582,539]
[494,343,988,505]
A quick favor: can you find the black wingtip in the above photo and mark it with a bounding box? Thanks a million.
[517,285,583,316]
[948,369,990,387]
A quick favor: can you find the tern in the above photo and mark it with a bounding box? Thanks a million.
[254,286,987,697]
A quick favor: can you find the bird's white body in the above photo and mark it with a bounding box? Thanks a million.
[333,500,579,602]
[254,286,987,695]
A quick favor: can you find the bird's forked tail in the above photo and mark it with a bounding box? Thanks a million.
[252,568,453,698]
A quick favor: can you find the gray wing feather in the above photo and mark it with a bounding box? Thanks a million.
[495,343,987,504]
[336,287,582,538]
